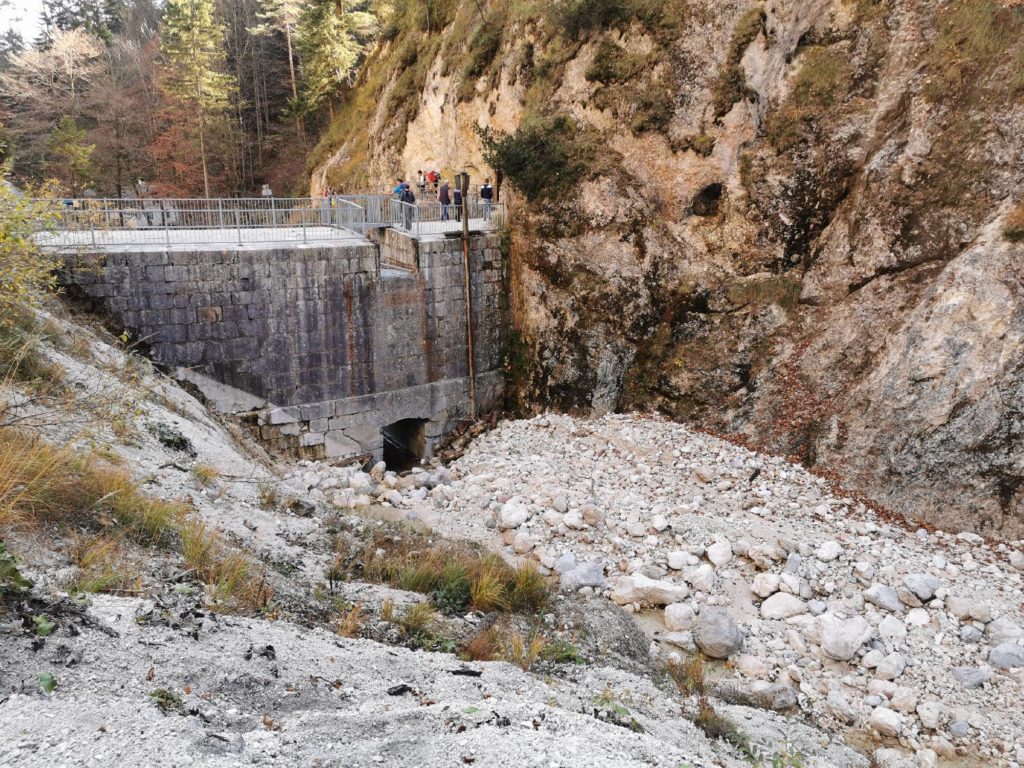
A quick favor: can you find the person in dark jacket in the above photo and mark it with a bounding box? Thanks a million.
[480,179,493,221]
[452,185,463,222]
[438,179,451,221]
[400,185,416,230]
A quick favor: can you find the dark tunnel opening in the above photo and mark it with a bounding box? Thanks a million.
[381,418,427,470]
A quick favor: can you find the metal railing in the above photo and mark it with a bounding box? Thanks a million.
[389,198,505,237]
[34,193,506,248]
[35,197,367,248]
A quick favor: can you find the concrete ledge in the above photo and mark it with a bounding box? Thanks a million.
[257,370,503,462]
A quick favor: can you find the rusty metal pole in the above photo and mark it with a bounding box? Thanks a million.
[460,171,476,421]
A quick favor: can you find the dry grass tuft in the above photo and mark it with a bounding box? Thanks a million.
[667,654,707,697]
[192,464,220,488]
[397,601,437,639]
[469,564,507,612]
[179,517,219,575]
[502,630,547,671]
[460,620,556,671]
[336,603,365,638]
[462,626,500,661]
[67,532,141,594]
[258,483,279,510]
[0,428,188,543]
[177,515,273,613]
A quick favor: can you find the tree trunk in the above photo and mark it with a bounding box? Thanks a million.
[285,23,303,139]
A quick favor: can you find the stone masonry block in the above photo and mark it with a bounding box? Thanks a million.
[268,406,299,425]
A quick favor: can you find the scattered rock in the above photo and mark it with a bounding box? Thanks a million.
[580,504,605,526]
[760,593,808,620]
[751,573,780,598]
[988,643,1024,669]
[827,690,856,724]
[554,553,577,574]
[693,607,743,659]
[664,602,696,632]
[686,564,716,593]
[818,613,872,661]
[903,574,940,603]
[986,616,1023,646]
[876,653,907,681]
[916,701,941,730]
[561,561,605,592]
[706,540,733,568]
[513,531,535,554]
[949,720,970,739]
[498,500,529,530]
[950,667,991,689]
[864,584,903,613]
[816,541,843,562]
[610,573,689,606]
[869,707,903,737]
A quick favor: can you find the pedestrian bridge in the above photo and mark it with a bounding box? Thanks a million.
[40,194,505,250]
[51,196,507,465]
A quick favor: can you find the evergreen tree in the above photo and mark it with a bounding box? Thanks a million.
[159,0,237,197]
[46,114,95,193]
[37,0,127,45]
[250,0,302,111]
[0,26,23,69]
[296,0,375,117]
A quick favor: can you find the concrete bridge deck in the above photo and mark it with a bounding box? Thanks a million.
[39,226,371,250]
[40,195,504,249]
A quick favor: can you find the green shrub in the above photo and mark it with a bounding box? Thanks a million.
[585,40,624,83]
[0,539,31,598]
[458,12,506,102]
[341,527,550,616]
[555,0,630,40]
[764,45,851,150]
[630,84,675,133]
[925,1,1024,99]
[477,114,598,202]
[674,133,716,157]
[0,179,62,325]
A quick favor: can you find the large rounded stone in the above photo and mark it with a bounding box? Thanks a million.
[760,593,808,620]
[903,573,941,602]
[864,584,902,613]
[818,613,873,661]
[498,500,529,530]
[560,561,605,592]
[989,643,1024,669]
[693,607,743,659]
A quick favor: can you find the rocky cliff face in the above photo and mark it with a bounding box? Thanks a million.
[309,0,1024,538]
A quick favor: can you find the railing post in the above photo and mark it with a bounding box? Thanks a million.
[218,199,225,229]
[236,204,243,245]
[89,201,97,248]
[271,198,277,227]
[302,208,307,243]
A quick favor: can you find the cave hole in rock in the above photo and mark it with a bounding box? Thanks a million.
[691,183,723,216]
[381,418,427,471]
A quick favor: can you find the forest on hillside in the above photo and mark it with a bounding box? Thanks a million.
[0,0,383,197]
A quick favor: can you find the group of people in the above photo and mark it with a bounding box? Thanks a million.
[392,174,495,225]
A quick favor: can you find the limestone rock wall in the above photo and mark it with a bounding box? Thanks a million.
[308,0,1024,536]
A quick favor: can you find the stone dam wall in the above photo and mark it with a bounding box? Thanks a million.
[64,229,505,461]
